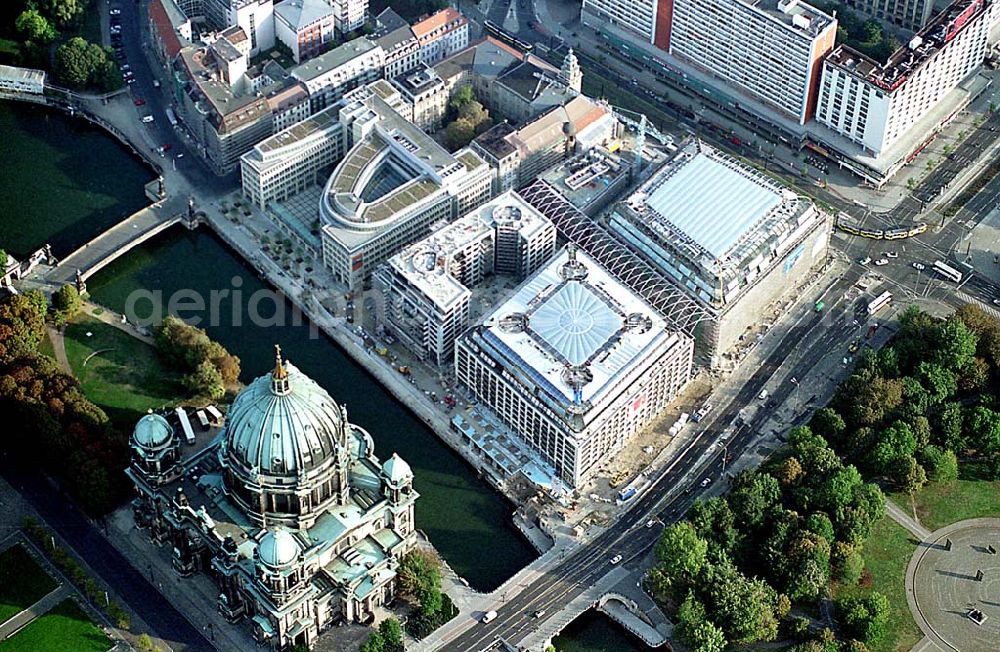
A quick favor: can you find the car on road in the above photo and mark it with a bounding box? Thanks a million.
[912,262,926,270]
[700,476,713,488]
[646,519,657,528]
[610,555,623,565]
[133,98,145,106]
[125,77,136,85]
[162,143,172,151]
[482,610,497,624]
[858,256,871,265]
[141,115,154,123]
[533,609,546,619]
[994,299,1000,306]
[110,8,121,15]
[885,251,898,258]
[849,339,861,353]
[758,389,769,400]
[874,259,889,266]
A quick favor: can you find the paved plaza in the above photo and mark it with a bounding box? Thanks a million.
[906,518,1000,652]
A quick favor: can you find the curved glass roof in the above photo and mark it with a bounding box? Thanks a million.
[529,283,621,366]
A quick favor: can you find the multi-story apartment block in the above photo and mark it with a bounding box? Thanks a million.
[274,0,337,63]
[843,0,935,31]
[319,94,492,288]
[241,105,346,208]
[204,0,275,55]
[330,0,367,35]
[412,8,469,65]
[455,247,694,488]
[656,0,838,124]
[816,0,992,157]
[176,43,275,173]
[390,64,448,131]
[265,80,311,131]
[374,191,556,366]
[373,9,421,79]
[472,95,617,194]
[291,37,384,111]
[581,0,660,42]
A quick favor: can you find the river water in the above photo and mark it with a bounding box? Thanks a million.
[1,98,642,645]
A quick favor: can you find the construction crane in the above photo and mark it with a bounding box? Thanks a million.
[604,104,672,175]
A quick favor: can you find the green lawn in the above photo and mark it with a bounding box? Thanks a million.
[0,599,112,652]
[0,544,58,624]
[38,330,56,360]
[63,315,185,426]
[891,477,1000,532]
[833,515,923,652]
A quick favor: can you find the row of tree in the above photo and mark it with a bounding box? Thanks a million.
[650,425,888,651]
[0,289,127,514]
[396,548,456,639]
[822,304,1000,494]
[154,316,241,401]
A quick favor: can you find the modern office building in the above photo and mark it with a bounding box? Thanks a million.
[815,0,992,157]
[319,94,493,288]
[291,36,384,112]
[455,247,694,488]
[127,349,418,650]
[204,0,275,54]
[472,95,618,194]
[412,8,469,65]
[842,0,936,31]
[374,191,556,365]
[274,0,337,63]
[241,105,346,208]
[609,140,830,361]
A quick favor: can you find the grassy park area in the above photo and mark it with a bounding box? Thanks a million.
[891,475,1000,533]
[0,599,111,652]
[833,516,923,652]
[0,544,58,624]
[63,315,183,425]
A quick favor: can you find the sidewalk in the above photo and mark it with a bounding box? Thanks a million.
[0,585,72,640]
[885,498,932,541]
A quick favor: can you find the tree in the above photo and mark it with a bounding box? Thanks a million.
[47,0,84,26]
[444,118,476,149]
[934,402,965,452]
[0,290,47,363]
[703,557,781,644]
[932,317,978,372]
[15,9,57,43]
[450,84,475,112]
[900,456,928,493]
[838,593,890,645]
[675,593,727,652]
[360,630,385,652]
[810,408,846,445]
[53,284,83,318]
[919,445,958,482]
[728,470,781,531]
[832,541,864,584]
[915,362,957,404]
[55,37,101,89]
[804,512,835,544]
[966,406,1000,455]
[959,356,990,392]
[817,465,863,515]
[774,457,804,488]
[652,522,708,593]
[0,250,7,272]
[378,617,404,652]
[687,497,737,553]
[184,359,225,400]
[398,549,443,615]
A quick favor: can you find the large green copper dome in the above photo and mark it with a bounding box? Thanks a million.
[223,346,345,477]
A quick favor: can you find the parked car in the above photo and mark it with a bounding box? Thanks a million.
[610,555,623,565]
[858,256,871,265]
[912,262,926,270]
[700,476,713,488]
[884,251,898,258]
[133,97,145,106]
[874,259,889,266]
[141,115,154,123]
[110,8,121,15]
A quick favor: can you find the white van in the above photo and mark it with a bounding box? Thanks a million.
[481,610,498,624]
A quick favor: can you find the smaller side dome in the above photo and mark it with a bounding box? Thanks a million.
[257,527,300,568]
[134,413,173,448]
[381,453,412,485]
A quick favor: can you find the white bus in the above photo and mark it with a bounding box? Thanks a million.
[932,260,963,283]
[175,407,196,444]
[867,290,893,315]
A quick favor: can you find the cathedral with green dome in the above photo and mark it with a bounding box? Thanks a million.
[126,346,419,650]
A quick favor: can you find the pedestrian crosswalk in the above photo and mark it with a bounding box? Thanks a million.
[956,290,1000,319]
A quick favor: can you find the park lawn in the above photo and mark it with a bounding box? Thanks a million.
[833,515,923,652]
[63,314,185,426]
[38,330,56,360]
[891,476,1000,532]
[0,598,112,652]
[0,544,58,624]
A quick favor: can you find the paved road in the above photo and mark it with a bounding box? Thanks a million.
[0,459,214,652]
[441,268,864,651]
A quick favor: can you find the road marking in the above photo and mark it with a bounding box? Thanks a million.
[955,290,1000,319]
